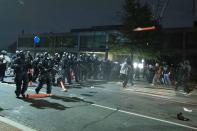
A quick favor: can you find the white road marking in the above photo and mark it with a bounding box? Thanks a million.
[1,82,197,130]
[125,88,170,99]
[0,116,36,131]
[92,103,197,130]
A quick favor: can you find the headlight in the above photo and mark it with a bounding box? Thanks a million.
[138,63,144,69]
[133,62,138,69]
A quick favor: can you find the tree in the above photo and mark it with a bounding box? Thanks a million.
[116,0,160,59]
[121,0,156,40]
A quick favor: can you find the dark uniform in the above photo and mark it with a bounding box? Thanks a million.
[25,51,33,84]
[32,54,41,82]
[61,54,72,84]
[35,53,54,94]
[0,50,8,82]
[12,51,29,98]
[51,53,61,85]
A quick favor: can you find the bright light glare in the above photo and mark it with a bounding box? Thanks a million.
[133,26,156,31]
[133,62,138,69]
[138,63,144,69]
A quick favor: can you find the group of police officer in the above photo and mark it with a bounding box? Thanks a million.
[10,50,107,98]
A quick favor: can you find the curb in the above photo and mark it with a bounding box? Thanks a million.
[0,116,36,131]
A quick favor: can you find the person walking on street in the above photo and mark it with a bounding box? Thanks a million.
[175,62,184,91]
[120,58,131,88]
[163,63,171,86]
[152,63,163,86]
[35,52,54,95]
[183,60,191,94]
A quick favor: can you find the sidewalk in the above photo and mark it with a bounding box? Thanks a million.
[0,116,36,131]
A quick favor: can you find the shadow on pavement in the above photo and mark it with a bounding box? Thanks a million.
[50,95,94,104]
[89,91,97,94]
[0,107,3,112]
[23,98,69,110]
[80,94,94,97]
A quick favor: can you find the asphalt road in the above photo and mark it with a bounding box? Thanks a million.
[0,80,196,131]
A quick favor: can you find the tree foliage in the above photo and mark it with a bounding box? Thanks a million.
[121,0,156,40]
[109,0,161,59]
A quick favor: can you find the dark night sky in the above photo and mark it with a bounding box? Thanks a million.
[0,0,194,49]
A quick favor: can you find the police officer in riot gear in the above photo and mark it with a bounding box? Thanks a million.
[72,55,79,83]
[61,53,72,85]
[32,53,41,82]
[35,52,53,94]
[12,50,29,98]
[25,51,33,86]
[51,53,60,85]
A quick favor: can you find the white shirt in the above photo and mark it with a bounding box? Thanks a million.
[120,62,129,75]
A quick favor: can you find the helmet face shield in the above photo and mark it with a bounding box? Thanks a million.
[1,50,7,55]
[44,52,48,57]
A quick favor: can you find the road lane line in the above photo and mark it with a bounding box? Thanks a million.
[3,83,196,130]
[91,104,117,111]
[92,103,197,130]
[0,116,36,131]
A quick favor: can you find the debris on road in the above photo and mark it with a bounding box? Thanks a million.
[177,112,190,121]
[183,107,192,112]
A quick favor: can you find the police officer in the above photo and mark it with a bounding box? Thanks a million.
[71,54,79,82]
[32,53,41,82]
[25,51,33,86]
[35,52,53,94]
[61,53,72,85]
[12,51,29,98]
[51,53,61,85]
